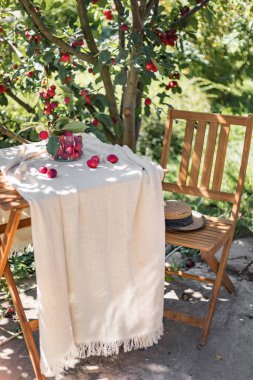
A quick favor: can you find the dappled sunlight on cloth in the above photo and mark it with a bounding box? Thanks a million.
[0,133,165,377]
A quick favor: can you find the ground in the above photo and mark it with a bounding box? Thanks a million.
[0,238,253,380]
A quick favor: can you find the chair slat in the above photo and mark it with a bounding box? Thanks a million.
[231,116,253,220]
[212,124,230,191]
[200,122,219,188]
[178,119,195,184]
[188,121,206,187]
[160,108,174,169]
[162,182,235,202]
[171,110,248,126]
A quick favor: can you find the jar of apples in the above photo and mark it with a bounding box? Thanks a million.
[46,132,83,161]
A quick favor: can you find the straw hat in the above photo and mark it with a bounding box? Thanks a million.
[165,200,205,231]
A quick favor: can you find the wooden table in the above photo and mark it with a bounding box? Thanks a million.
[0,172,44,380]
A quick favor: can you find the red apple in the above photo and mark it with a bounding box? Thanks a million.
[103,10,113,20]
[51,101,58,109]
[63,130,73,136]
[61,152,69,160]
[107,154,118,164]
[145,61,153,71]
[47,168,57,178]
[39,166,47,174]
[74,135,82,143]
[71,152,80,160]
[92,118,99,126]
[145,98,151,106]
[61,53,70,62]
[120,24,129,32]
[81,89,88,96]
[65,146,73,155]
[0,84,8,94]
[74,143,83,152]
[39,130,49,140]
[91,155,100,163]
[87,159,99,168]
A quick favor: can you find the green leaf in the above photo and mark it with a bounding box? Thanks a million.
[55,117,70,129]
[99,50,111,64]
[0,95,8,106]
[43,51,55,63]
[60,85,73,95]
[165,275,172,283]
[131,32,141,45]
[88,125,107,142]
[46,135,60,157]
[144,105,151,117]
[118,48,129,61]
[96,113,111,126]
[114,71,127,85]
[49,1,62,10]
[114,121,123,137]
[62,121,88,133]
[58,66,67,81]
[93,61,103,74]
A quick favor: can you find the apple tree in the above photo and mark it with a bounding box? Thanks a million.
[0,0,210,149]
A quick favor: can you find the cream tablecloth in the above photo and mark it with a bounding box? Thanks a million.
[0,134,165,377]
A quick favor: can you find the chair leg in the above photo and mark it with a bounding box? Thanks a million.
[4,262,45,380]
[200,237,233,346]
[201,248,235,294]
[0,209,45,380]
[0,208,22,280]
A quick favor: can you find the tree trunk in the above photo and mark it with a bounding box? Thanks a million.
[122,70,139,150]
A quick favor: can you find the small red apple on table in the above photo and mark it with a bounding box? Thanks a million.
[47,168,57,178]
[87,158,99,169]
[39,166,47,174]
[107,154,118,164]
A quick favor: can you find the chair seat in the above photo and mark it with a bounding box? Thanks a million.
[165,216,233,253]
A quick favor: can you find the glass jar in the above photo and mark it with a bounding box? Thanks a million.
[46,133,83,161]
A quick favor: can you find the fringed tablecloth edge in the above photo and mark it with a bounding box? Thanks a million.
[41,323,164,378]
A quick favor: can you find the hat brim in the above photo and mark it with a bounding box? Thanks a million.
[166,211,205,232]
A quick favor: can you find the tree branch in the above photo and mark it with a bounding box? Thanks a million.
[168,0,210,33]
[100,65,121,128]
[135,81,144,143]
[113,0,124,15]
[85,104,116,143]
[145,0,159,17]
[114,0,125,49]
[6,90,37,115]
[18,0,95,64]
[0,37,24,58]
[0,124,30,144]
[130,1,143,31]
[76,0,99,55]
[139,0,148,20]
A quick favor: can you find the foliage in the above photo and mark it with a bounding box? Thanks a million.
[0,251,35,299]
[0,0,212,148]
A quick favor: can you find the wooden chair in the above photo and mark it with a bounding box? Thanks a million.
[161,109,253,345]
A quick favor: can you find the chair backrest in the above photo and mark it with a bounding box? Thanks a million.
[160,109,253,221]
